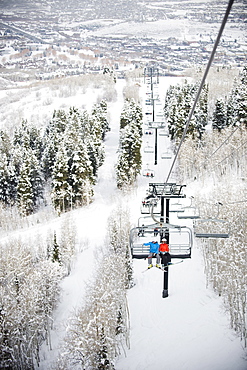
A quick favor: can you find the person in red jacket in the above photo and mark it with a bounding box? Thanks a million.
[159,238,169,253]
[159,238,171,267]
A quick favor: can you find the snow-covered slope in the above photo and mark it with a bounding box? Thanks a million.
[38,77,247,369]
[116,251,246,370]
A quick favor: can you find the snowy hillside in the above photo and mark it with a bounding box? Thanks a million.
[0,0,246,368]
[36,76,247,369]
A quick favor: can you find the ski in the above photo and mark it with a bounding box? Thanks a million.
[142,260,183,273]
[142,266,154,273]
[161,260,184,270]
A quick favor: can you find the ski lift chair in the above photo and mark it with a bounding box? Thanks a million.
[130,224,193,259]
[194,218,230,238]
[159,129,169,137]
[156,113,164,119]
[148,121,165,129]
[144,145,154,153]
[142,169,155,178]
[161,151,172,160]
[129,224,160,258]
[177,196,200,219]
[194,202,230,238]
[141,197,159,215]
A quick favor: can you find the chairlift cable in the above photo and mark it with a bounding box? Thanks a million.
[192,136,247,182]
[210,126,239,158]
[165,0,235,185]
[215,139,247,166]
[226,199,247,204]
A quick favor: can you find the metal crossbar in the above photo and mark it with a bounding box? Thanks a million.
[195,233,229,238]
[178,215,200,219]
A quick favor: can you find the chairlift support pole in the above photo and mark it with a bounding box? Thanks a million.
[155,128,158,165]
[161,196,170,298]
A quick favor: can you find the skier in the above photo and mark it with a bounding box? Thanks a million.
[143,241,161,269]
[159,238,171,268]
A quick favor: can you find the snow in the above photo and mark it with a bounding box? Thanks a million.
[37,76,247,369]
[117,253,246,370]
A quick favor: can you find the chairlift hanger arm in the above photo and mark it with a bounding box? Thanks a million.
[150,203,187,230]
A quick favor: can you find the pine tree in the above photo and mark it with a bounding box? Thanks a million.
[120,99,143,136]
[17,153,34,216]
[13,119,42,158]
[51,144,71,213]
[226,67,247,127]
[212,98,227,131]
[116,122,142,189]
[29,152,44,210]
[91,100,110,140]
[69,144,94,207]
[42,110,67,179]
[194,83,208,139]
[116,99,143,189]
[0,153,11,204]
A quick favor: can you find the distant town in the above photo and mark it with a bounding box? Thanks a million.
[0,0,246,83]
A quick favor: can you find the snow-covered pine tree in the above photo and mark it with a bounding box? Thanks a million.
[42,109,67,180]
[85,114,105,177]
[194,82,208,139]
[51,144,71,213]
[226,66,247,127]
[16,152,35,216]
[91,100,110,141]
[43,105,107,212]
[69,144,94,207]
[116,100,142,189]
[212,98,227,131]
[13,120,43,158]
[116,122,142,189]
[120,98,143,136]
[0,153,11,205]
